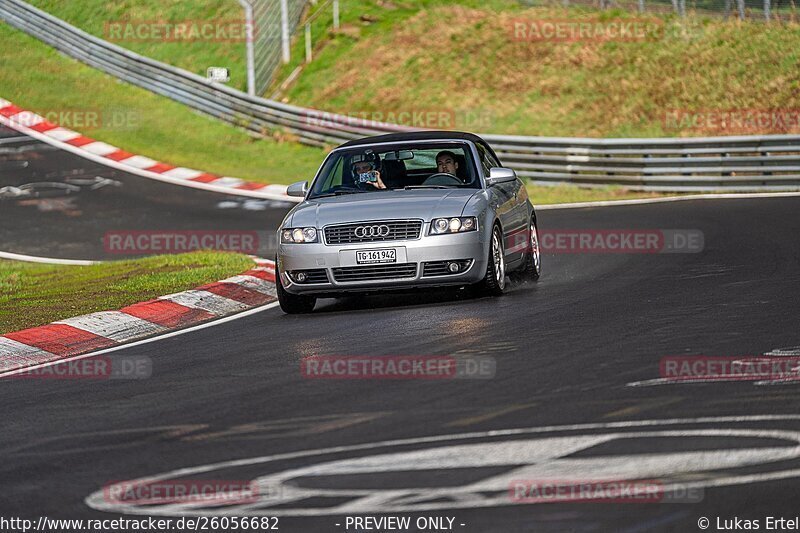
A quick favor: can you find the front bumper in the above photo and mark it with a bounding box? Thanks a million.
[278,227,487,295]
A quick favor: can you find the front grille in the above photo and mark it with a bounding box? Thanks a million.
[288,269,329,284]
[423,260,473,277]
[324,220,423,245]
[332,263,417,283]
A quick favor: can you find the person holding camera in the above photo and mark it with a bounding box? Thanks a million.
[352,154,387,190]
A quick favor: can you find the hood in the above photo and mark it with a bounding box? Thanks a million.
[288,189,478,228]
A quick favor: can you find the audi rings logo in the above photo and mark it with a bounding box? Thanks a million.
[354,225,391,238]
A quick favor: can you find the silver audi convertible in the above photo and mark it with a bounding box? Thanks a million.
[275,131,541,313]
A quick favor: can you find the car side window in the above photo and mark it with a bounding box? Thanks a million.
[484,146,502,169]
[477,144,493,177]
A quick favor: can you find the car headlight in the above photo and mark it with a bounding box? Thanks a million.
[281,227,319,243]
[429,217,478,235]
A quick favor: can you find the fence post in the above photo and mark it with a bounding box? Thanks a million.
[237,0,256,96]
[281,0,290,63]
[333,0,340,29]
[764,0,771,20]
[737,0,745,19]
[305,22,312,63]
[638,0,645,12]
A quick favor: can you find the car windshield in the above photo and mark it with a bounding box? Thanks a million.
[307,142,480,199]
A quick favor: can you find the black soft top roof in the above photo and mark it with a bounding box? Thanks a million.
[338,131,487,149]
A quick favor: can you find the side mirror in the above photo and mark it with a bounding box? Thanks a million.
[486,167,517,186]
[286,180,308,198]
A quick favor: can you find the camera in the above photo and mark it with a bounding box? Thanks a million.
[358,171,379,183]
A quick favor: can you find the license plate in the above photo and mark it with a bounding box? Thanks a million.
[356,249,396,264]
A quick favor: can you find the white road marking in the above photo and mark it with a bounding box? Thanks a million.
[9,111,45,127]
[262,184,289,194]
[160,290,251,315]
[84,416,800,517]
[539,191,800,210]
[119,155,158,169]
[82,142,119,156]
[210,177,245,188]
[55,311,166,342]
[219,274,277,295]
[0,250,98,265]
[0,302,280,378]
[766,346,800,357]
[160,167,203,180]
[42,127,82,142]
[0,337,55,368]
[0,114,294,201]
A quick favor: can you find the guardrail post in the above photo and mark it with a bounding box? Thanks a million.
[764,0,771,20]
[737,0,745,19]
[281,0,290,63]
[638,0,645,12]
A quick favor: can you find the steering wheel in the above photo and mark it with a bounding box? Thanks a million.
[423,173,462,186]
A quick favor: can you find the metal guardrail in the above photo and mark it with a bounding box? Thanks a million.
[1,0,799,192]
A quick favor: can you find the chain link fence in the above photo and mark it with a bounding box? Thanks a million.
[239,0,307,96]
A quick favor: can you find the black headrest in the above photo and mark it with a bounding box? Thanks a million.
[454,154,468,181]
[381,159,407,187]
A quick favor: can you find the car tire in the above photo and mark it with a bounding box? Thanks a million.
[478,224,507,297]
[276,263,316,314]
[515,216,541,281]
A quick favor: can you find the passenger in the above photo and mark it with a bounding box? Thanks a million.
[352,155,387,190]
[435,150,460,176]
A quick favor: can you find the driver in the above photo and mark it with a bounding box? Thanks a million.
[435,151,460,177]
[351,151,387,190]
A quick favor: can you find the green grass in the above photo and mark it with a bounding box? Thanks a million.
[0,251,254,334]
[272,3,800,137]
[26,0,251,92]
[526,183,682,204]
[0,17,681,202]
[0,22,324,185]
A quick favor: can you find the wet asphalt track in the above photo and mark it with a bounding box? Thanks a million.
[0,126,293,260]
[2,127,800,532]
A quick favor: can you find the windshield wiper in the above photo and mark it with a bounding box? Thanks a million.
[403,185,453,190]
[312,188,366,198]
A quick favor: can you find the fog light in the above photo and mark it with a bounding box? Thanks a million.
[448,262,460,273]
[295,271,307,282]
